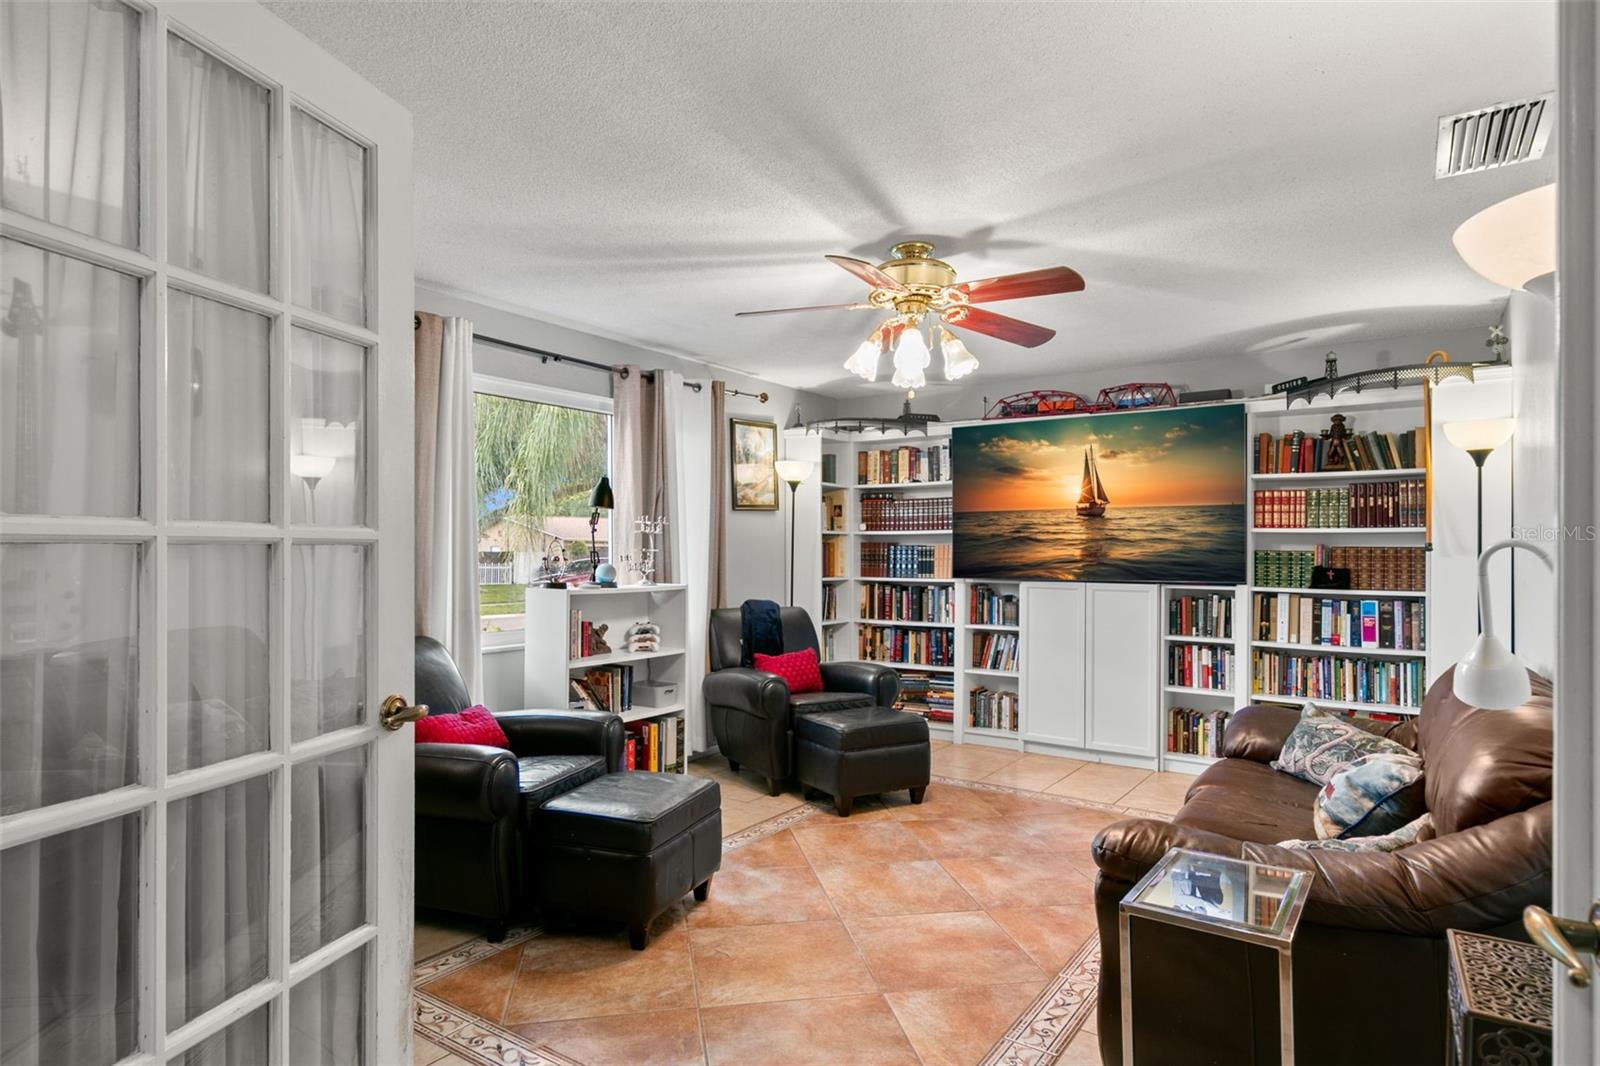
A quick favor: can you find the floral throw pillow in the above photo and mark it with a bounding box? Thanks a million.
[1271,703,1413,787]
[1312,751,1427,839]
[1280,812,1435,853]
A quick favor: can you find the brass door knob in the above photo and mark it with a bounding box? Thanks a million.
[381,695,428,731]
[1523,904,1600,988]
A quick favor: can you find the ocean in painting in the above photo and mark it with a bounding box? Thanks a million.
[954,504,1247,584]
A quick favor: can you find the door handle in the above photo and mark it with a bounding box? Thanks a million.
[381,695,428,731]
[1523,903,1600,988]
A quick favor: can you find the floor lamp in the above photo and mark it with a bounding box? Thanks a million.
[774,459,814,606]
[1443,418,1515,630]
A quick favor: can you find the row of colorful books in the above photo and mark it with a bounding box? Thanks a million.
[1252,593,1426,651]
[569,666,634,713]
[624,715,684,773]
[858,624,955,667]
[859,543,952,579]
[1251,652,1425,709]
[822,583,839,621]
[857,442,951,485]
[1168,593,1232,639]
[1252,425,1422,473]
[1167,707,1232,757]
[859,493,953,531]
[896,671,954,722]
[1252,481,1425,529]
[859,581,954,624]
[968,687,1019,732]
[969,585,1020,626]
[1252,546,1426,592]
[1167,644,1234,691]
[971,631,1019,671]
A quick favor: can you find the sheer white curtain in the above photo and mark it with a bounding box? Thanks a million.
[613,366,684,584]
[415,313,481,699]
[679,383,712,752]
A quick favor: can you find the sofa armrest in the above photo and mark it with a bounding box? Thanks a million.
[1093,802,1552,936]
[1221,703,1304,763]
[703,667,790,721]
[819,661,900,706]
[494,710,624,772]
[415,743,519,822]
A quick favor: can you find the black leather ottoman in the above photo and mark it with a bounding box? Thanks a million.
[536,772,721,949]
[794,706,930,817]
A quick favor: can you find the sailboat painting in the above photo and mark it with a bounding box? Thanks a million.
[952,404,1247,584]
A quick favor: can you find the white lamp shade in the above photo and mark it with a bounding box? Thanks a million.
[1443,417,1516,453]
[1452,183,1555,291]
[774,459,813,485]
[290,453,336,480]
[893,322,931,373]
[843,336,880,381]
[941,330,979,380]
[1453,632,1533,710]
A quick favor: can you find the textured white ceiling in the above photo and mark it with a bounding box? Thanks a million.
[267,1,1555,397]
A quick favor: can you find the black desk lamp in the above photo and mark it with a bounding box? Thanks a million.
[589,476,614,585]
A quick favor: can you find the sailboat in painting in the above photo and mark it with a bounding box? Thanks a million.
[1076,444,1109,517]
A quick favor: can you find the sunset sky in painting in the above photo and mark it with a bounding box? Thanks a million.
[952,405,1246,512]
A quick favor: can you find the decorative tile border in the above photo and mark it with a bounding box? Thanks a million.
[414,988,584,1066]
[980,934,1103,1066]
[719,798,825,849]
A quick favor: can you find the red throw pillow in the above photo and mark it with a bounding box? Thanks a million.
[413,705,509,747]
[753,648,824,695]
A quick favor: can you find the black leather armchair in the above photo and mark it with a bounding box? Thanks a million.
[413,636,623,940]
[703,607,899,795]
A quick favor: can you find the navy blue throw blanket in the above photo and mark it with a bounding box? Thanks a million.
[739,599,783,667]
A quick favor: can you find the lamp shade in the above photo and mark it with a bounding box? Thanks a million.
[941,329,979,381]
[774,459,813,486]
[1452,183,1555,291]
[290,453,335,480]
[1443,418,1516,454]
[589,476,614,510]
[1454,633,1534,710]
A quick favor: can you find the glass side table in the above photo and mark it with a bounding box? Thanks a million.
[1119,847,1313,1065]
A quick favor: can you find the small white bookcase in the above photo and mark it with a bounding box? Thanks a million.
[523,583,689,773]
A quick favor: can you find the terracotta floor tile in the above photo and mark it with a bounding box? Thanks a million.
[687,863,836,928]
[510,1007,705,1066]
[504,924,696,1023]
[1044,762,1151,803]
[812,859,979,918]
[1058,1029,1106,1064]
[1118,774,1194,815]
[939,853,1094,910]
[885,981,1047,1065]
[414,914,484,962]
[983,760,1082,792]
[988,905,1101,971]
[880,783,1005,821]
[722,828,810,868]
[419,943,522,1023]
[700,994,920,1065]
[899,816,1034,859]
[690,919,876,1006]
[1011,808,1126,853]
[414,1036,453,1065]
[718,802,771,835]
[790,820,932,865]
[846,911,1046,992]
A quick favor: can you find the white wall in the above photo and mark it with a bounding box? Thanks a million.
[1508,280,1557,675]
[417,283,830,709]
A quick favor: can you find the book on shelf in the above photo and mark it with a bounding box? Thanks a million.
[1252,592,1426,651]
[858,623,954,667]
[1168,592,1232,638]
[822,536,846,578]
[1251,650,1424,709]
[858,493,953,531]
[858,542,952,579]
[822,583,839,622]
[858,581,953,624]
[821,453,837,484]
[824,498,847,532]
[968,686,1019,732]
[1252,425,1423,474]
[1167,706,1231,757]
[971,631,1019,671]
[896,671,955,722]
[1167,644,1233,690]
[1251,481,1425,529]
[570,665,634,713]
[969,585,1020,626]
[624,713,685,773]
[856,442,952,485]
[1252,546,1425,591]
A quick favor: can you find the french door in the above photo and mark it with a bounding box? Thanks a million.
[0,3,415,1064]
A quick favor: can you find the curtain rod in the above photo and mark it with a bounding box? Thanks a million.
[418,319,768,402]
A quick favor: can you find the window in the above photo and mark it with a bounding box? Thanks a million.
[473,376,611,643]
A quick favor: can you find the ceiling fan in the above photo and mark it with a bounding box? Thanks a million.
[736,240,1085,389]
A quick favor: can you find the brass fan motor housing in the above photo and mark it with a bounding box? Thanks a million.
[878,241,957,317]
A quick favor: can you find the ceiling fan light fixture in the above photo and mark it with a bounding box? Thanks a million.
[843,331,881,381]
[893,319,931,375]
[940,329,979,380]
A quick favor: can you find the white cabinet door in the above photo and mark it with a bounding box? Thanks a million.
[1021,583,1086,747]
[1086,584,1160,756]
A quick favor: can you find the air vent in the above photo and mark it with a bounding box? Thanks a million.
[1436,94,1553,178]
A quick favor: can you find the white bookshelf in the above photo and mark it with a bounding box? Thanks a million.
[1158,584,1246,774]
[524,583,690,773]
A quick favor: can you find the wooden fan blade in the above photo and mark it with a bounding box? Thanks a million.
[957,266,1085,304]
[735,302,873,317]
[942,305,1056,348]
[825,254,907,292]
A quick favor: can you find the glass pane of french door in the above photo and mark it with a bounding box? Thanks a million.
[1,5,401,1063]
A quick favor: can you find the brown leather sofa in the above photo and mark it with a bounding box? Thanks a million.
[1092,666,1552,1066]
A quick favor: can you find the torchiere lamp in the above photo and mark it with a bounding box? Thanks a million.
[588,476,615,586]
[1444,418,1515,630]
[1453,538,1552,709]
[774,459,814,605]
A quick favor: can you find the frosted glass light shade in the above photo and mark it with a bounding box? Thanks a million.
[1454,633,1534,710]
[893,323,931,373]
[1443,418,1515,454]
[290,453,336,480]
[941,330,979,380]
[1452,184,1555,291]
[774,459,813,486]
[843,337,880,381]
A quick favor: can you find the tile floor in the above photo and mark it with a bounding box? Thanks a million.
[414,743,1193,1065]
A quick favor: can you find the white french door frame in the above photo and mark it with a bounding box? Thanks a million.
[0,3,414,1064]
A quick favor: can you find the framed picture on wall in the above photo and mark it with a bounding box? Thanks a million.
[730,418,779,510]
